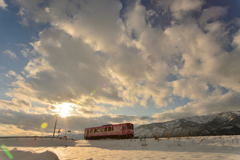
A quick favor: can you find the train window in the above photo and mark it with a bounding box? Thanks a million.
[94,129,97,133]
[122,126,126,130]
[105,127,107,131]
[127,124,133,129]
[108,127,113,131]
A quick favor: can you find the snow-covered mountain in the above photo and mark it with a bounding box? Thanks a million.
[135,111,240,138]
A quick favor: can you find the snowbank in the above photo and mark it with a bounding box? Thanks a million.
[0,149,59,160]
[0,137,74,160]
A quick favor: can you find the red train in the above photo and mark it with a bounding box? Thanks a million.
[84,123,134,140]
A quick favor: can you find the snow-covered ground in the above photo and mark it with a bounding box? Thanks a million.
[1,136,240,160]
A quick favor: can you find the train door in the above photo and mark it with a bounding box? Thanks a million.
[84,129,88,139]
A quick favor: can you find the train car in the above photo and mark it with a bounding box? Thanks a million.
[84,123,134,140]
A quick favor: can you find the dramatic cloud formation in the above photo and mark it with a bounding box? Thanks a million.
[0,0,240,135]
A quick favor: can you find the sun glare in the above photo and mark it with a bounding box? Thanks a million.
[54,102,74,118]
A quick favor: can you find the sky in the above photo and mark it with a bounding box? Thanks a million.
[0,0,240,136]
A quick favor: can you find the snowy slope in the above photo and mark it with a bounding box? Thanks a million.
[135,111,240,138]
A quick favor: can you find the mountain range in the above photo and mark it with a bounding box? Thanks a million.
[135,111,240,138]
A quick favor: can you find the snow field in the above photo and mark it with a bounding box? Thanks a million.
[1,135,240,160]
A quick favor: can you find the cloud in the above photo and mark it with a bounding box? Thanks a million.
[6,70,17,78]
[199,6,228,25]
[0,109,152,135]
[24,58,53,77]
[154,0,204,20]
[2,50,17,59]
[20,47,37,58]
[153,91,240,121]
[16,0,123,51]
[170,0,204,19]
[11,0,240,107]
[233,31,240,49]
[171,78,209,100]
[0,0,240,133]
[29,28,122,104]
[0,110,57,134]
[0,124,45,136]
[12,1,165,108]
[125,1,147,36]
[0,0,7,9]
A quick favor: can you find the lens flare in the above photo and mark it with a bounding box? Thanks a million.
[41,122,48,129]
[1,144,13,160]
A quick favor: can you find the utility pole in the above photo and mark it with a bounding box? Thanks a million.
[53,116,58,137]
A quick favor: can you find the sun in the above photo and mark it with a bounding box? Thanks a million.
[54,102,74,118]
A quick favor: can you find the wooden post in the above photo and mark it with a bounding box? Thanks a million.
[53,116,58,137]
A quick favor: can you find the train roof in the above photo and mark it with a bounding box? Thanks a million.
[85,123,133,130]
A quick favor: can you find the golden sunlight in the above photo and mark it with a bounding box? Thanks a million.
[54,102,74,118]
